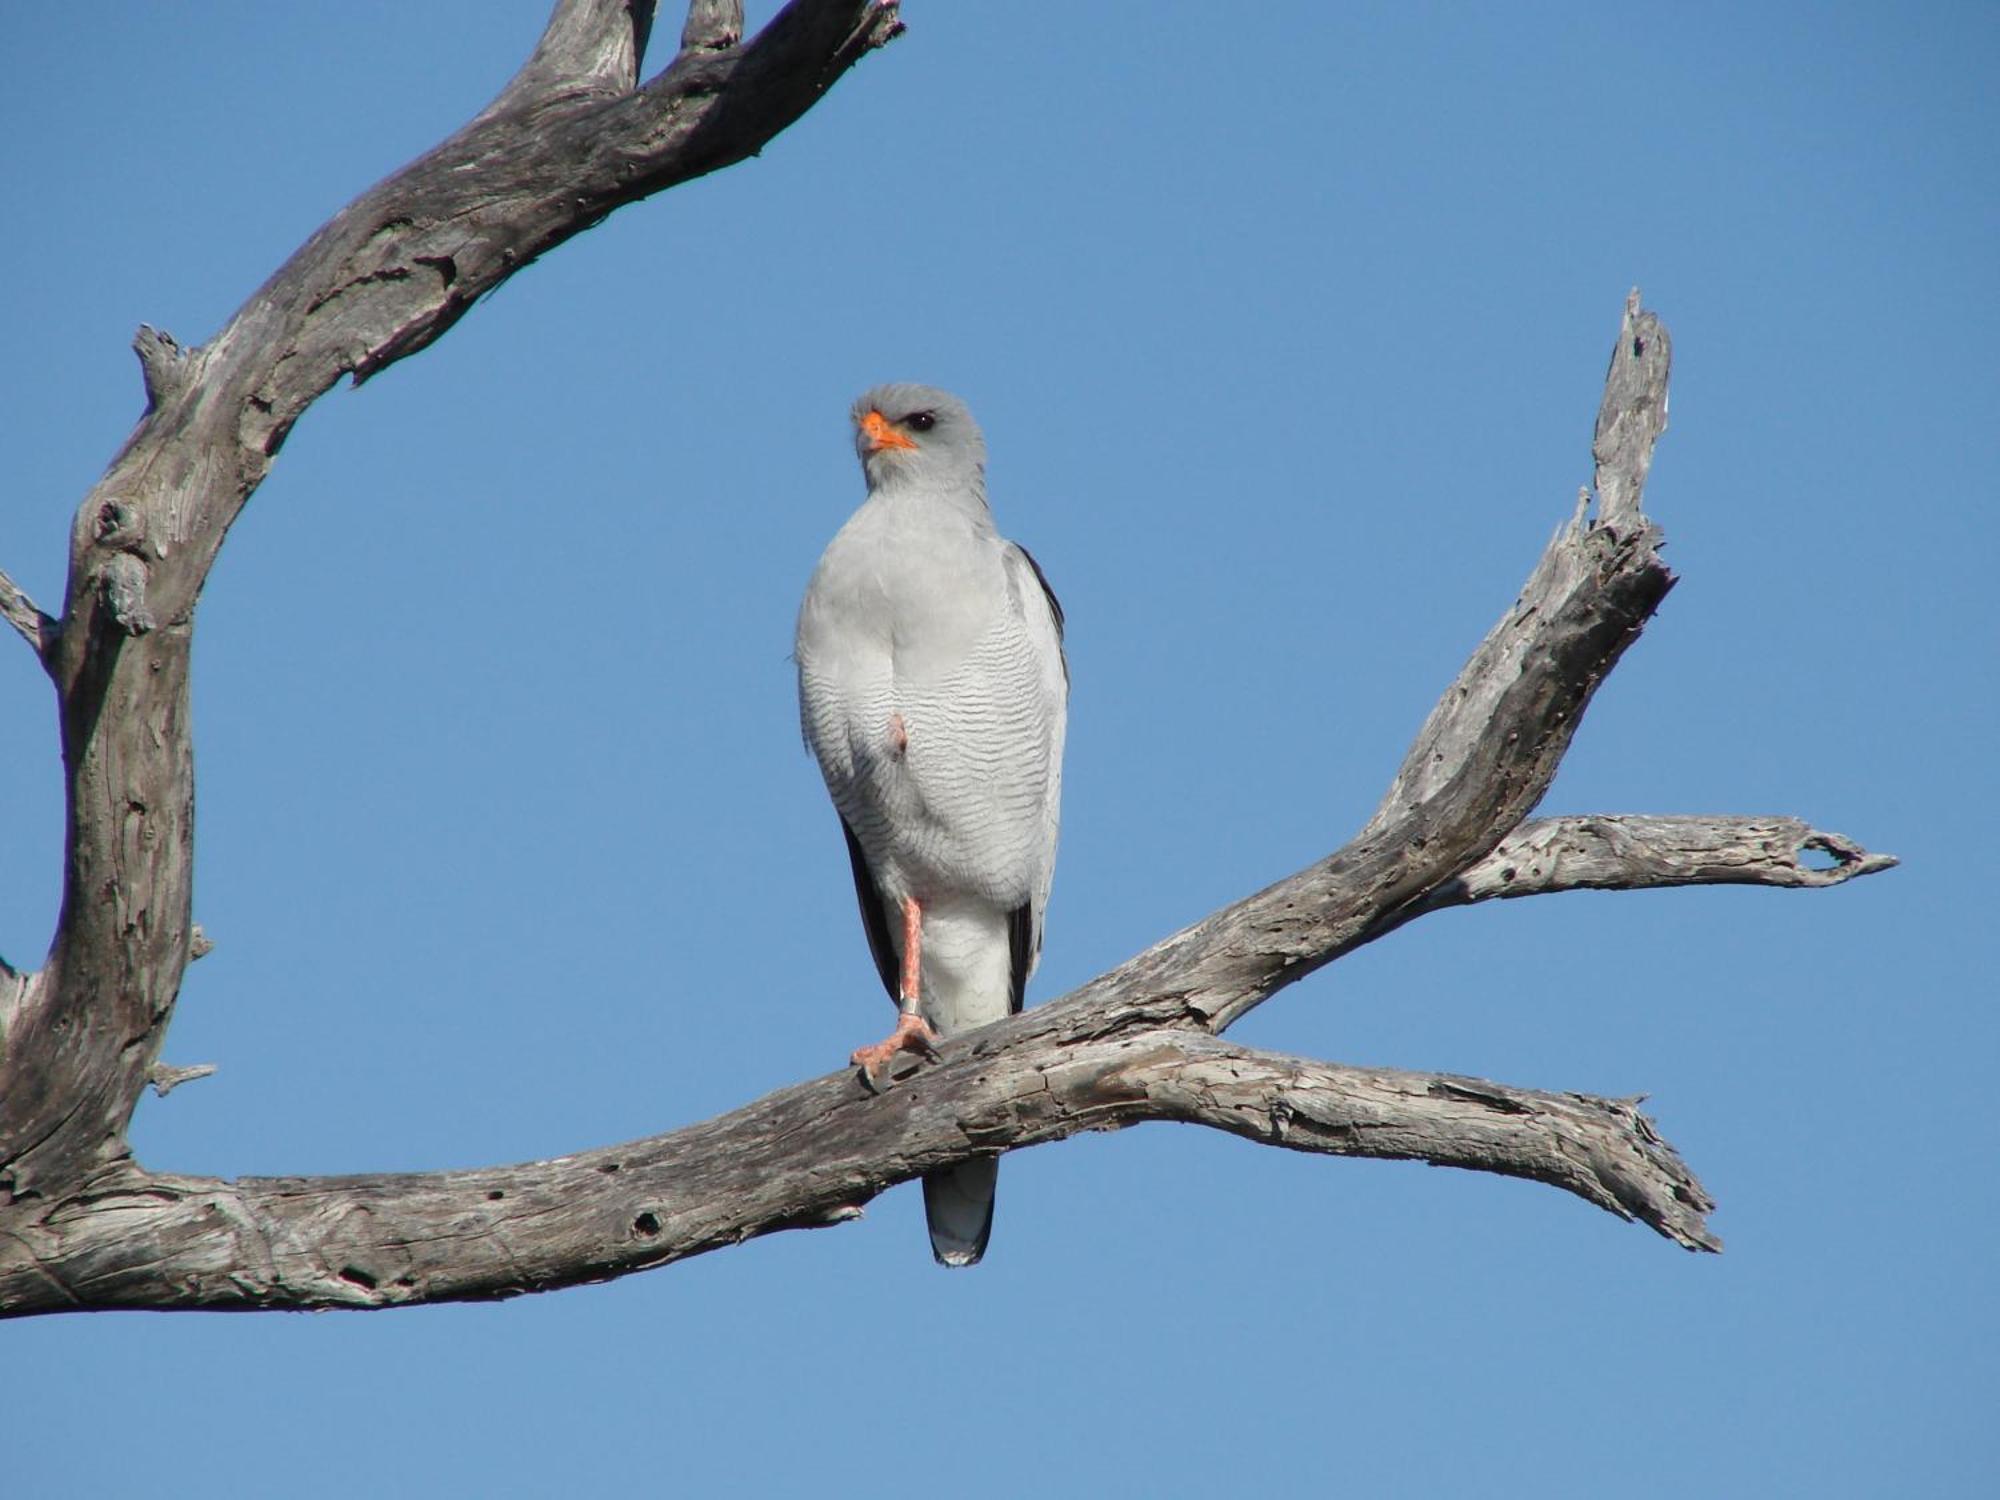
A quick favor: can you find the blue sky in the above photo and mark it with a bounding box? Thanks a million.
[2,3,1993,1494]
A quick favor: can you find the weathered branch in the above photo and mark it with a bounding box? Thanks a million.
[0,0,904,1203]
[1153,813,1901,997]
[0,0,1895,1317]
[681,0,745,53]
[1594,289,1671,530]
[1427,814,1898,907]
[497,0,654,108]
[0,1028,1718,1316]
[132,325,194,412]
[0,566,55,667]
[1148,1042,1719,1252]
[12,799,1902,1313]
[1083,299,1678,1038]
[146,1062,217,1099]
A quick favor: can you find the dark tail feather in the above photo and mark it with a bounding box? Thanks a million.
[923,1160,998,1267]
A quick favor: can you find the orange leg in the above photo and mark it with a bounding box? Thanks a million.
[850,895,938,1084]
[898,893,922,1005]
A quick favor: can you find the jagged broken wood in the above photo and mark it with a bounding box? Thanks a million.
[0,6,1893,1317]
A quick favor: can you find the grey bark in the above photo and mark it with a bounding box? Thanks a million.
[0,11,1893,1318]
[0,566,54,662]
[0,0,904,1204]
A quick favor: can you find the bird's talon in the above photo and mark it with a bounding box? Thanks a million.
[850,1013,939,1089]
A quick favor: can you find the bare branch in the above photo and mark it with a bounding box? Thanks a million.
[1594,288,1672,530]
[1038,298,1681,1039]
[1102,502,1675,1035]
[681,0,744,52]
[1126,1039,1720,1252]
[146,1063,216,1098]
[132,325,194,412]
[502,0,654,103]
[1434,814,1899,905]
[0,0,905,1203]
[0,178,1891,1323]
[1291,813,1900,964]
[1115,814,1901,1022]
[0,1029,1715,1316]
[0,566,55,667]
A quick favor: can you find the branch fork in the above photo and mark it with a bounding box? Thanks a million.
[0,10,1893,1317]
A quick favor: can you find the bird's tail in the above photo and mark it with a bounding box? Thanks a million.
[923,1159,998,1268]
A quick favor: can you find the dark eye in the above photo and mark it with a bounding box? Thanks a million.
[906,411,937,433]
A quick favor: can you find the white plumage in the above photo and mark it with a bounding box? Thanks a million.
[795,384,1067,1266]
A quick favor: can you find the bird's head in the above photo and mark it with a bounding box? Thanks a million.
[851,384,986,493]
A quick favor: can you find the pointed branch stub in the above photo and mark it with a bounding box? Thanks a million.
[0,568,57,667]
[133,326,193,412]
[1593,288,1672,530]
[681,0,744,52]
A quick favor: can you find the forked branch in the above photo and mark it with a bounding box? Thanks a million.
[0,1,1894,1319]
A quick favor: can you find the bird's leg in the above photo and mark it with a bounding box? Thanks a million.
[898,893,923,1005]
[851,896,939,1086]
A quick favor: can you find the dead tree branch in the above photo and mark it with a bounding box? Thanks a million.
[0,3,1893,1318]
[0,566,55,667]
[0,0,903,1205]
[1424,814,1899,907]
[0,1030,1724,1316]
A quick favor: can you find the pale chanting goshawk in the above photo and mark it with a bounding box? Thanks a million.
[795,385,1068,1267]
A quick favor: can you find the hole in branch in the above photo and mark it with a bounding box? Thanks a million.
[338,1266,377,1290]
[486,1189,505,1201]
[633,1211,661,1238]
[1798,838,1844,872]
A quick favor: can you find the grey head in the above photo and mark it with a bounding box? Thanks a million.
[851,383,987,493]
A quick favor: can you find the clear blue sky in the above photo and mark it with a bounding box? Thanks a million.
[3,3,1993,1494]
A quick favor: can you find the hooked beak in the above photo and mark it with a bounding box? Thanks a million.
[860,409,919,453]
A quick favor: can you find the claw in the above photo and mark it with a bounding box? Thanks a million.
[851,1011,939,1090]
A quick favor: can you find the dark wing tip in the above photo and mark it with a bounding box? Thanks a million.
[840,817,899,1004]
[1006,902,1035,1016]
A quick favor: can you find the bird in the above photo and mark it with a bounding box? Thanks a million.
[795,383,1067,1267]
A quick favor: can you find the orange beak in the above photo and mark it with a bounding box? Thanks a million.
[860,409,919,453]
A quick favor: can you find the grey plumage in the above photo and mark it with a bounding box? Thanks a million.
[796,384,1067,1266]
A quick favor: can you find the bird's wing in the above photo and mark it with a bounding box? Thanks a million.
[1011,542,1066,682]
[1005,902,1035,1015]
[840,814,900,1005]
[1002,540,1069,1002]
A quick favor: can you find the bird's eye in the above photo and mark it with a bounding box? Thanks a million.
[906,411,937,433]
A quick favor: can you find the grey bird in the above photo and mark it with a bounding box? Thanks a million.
[795,384,1067,1266]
